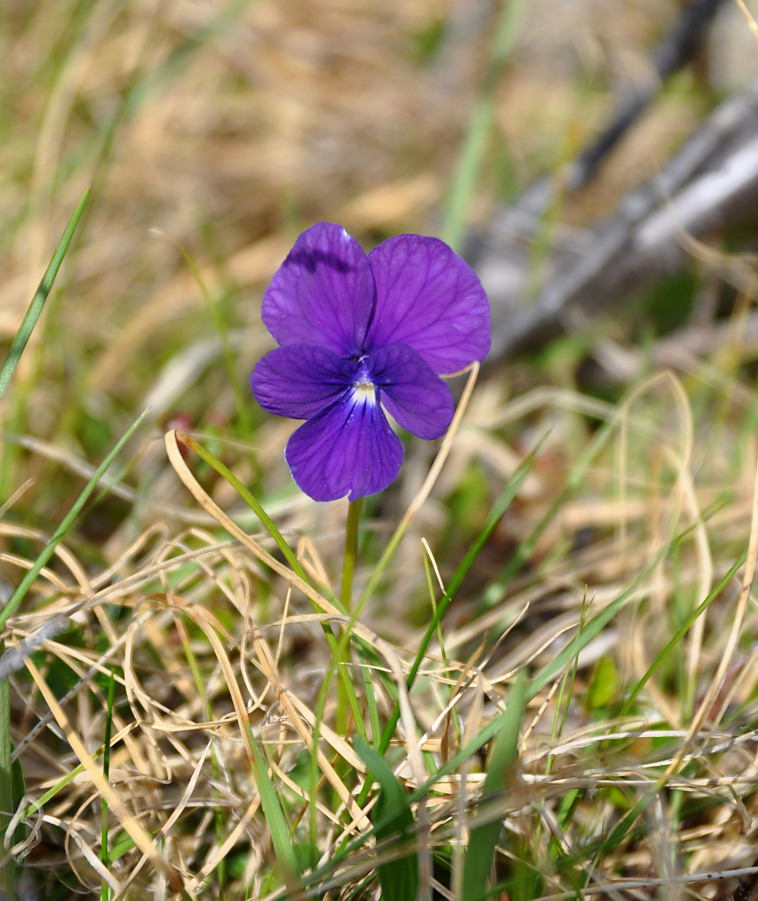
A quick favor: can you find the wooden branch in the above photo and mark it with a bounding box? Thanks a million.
[472,78,758,364]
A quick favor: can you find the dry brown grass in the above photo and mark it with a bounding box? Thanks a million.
[3,0,758,898]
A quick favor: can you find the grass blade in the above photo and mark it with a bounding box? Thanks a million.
[175,431,306,579]
[461,672,526,901]
[246,723,301,881]
[101,670,116,901]
[442,0,530,250]
[0,186,91,403]
[375,442,542,759]
[0,409,149,633]
[355,738,419,901]
[0,663,23,901]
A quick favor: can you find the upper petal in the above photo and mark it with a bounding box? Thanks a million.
[251,344,358,420]
[369,343,454,440]
[285,395,403,502]
[262,223,375,355]
[365,234,490,373]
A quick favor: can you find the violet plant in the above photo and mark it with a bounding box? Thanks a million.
[250,224,492,860]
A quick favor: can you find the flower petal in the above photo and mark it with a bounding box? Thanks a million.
[262,223,375,355]
[251,344,358,419]
[285,396,403,502]
[369,343,454,440]
[365,234,490,373]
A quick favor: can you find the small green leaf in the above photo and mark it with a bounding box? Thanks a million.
[587,655,619,710]
[108,831,136,863]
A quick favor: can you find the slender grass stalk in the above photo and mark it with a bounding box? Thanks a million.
[0,662,15,900]
[177,612,226,896]
[441,0,531,250]
[100,671,115,901]
[461,672,525,901]
[371,442,541,764]
[350,363,480,622]
[0,186,91,496]
[422,549,462,754]
[177,432,305,577]
[0,410,148,633]
[154,234,253,435]
[0,185,90,402]
[336,499,362,738]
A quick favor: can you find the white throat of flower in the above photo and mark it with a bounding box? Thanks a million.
[352,378,376,405]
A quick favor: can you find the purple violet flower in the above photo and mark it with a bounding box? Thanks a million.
[251,223,490,502]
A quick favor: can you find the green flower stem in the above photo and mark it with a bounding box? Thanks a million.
[336,498,362,737]
[340,498,362,615]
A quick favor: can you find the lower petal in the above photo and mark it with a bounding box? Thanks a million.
[285,396,403,502]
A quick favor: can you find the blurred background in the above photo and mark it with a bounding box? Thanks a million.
[2,0,758,553]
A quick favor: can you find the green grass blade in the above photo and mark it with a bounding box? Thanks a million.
[442,0,530,250]
[461,672,526,901]
[244,721,300,880]
[100,670,116,901]
[0,664,17,900]
[0,186,90,403]
[0,409,149,633]
[618,547,747,718]
[355,738,419,901]
[177,432,307,579]
[375,443,542,758]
